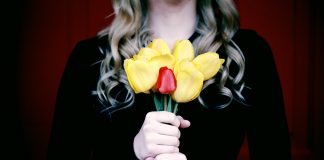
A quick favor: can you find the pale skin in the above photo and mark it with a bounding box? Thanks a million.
[148,0,197,49]
[133,0,197,160]
[133,112,191,160]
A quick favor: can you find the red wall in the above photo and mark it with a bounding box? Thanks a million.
[17,0,323,159]
[18,1,112,159]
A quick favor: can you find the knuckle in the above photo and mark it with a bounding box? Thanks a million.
[179,153,187,159]
[142,124,152,132]
[146,144,156,155]
[145,112,154,120]
[177,129,181,138]
[171,127,180,137]
[173,146,179,152]
[176,139,180,147]
[170,113,177,121]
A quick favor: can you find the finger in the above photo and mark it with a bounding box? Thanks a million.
[155,153,187,160]
[153,122,181,137]
[151,134,180,146]
[141,121,180,138]
[146,111,180,127]
[177,116,191,128]
[147,144,179,156]
[145,157,154,160]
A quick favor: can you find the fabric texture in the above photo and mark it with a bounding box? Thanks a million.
[47,29,292,160]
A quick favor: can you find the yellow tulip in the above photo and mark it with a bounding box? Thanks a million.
[149,54,176,76]
[173,40,195,61]
[193,52,225,80]
[148,39,171,55]
[123,38,225,105]
[173,59,195,76]
[124,59,157,94]
[172,60,204,103]
[135,48,161,61]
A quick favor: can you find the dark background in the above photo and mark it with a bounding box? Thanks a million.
[2,0,323,159]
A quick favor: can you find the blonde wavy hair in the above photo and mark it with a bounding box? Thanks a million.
[96,0,247,115]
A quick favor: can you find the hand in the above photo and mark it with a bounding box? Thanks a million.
[133,111,190,160]
[145,152,187,160]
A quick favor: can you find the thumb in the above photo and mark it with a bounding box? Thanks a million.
[177,116,191,128]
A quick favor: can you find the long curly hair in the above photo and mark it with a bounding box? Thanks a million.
[96,0,247,115]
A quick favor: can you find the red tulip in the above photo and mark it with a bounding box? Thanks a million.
[156,67,177,94]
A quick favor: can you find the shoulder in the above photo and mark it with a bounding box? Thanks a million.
[232,29,270,49]
[74,34,108,52]
[67,35,108,67]
[231,29,279,84]
[231,28,274,61]
[72,34,108,58]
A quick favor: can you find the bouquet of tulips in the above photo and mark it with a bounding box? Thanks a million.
[124,39,224,113]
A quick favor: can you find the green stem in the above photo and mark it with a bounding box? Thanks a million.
[153,94,163,111]
[173,102,179,114]
[167,95,172,112]
[163,94,167,111]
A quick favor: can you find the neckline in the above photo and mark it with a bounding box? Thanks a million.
[188,31,200,42]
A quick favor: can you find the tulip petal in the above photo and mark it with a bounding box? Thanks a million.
[135,48,161,61]
[149,54,176,75]
[173,59,196,76]
[173,40,194,61]
[148,38,171,55]
[172,67,204,103]
[156,67,177,94]
[124,59,157,93]
[192,52,225,80]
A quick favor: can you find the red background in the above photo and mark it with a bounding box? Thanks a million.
[5,0,323,159]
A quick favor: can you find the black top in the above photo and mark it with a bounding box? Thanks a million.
[47,29,292,160]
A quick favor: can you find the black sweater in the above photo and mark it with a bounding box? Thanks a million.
[47,29,292,160]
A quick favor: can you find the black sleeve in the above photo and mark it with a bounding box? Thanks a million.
[47,40,98,160]
[243,31,292,159]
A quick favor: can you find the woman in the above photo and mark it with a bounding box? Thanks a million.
[47,0,292,159]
